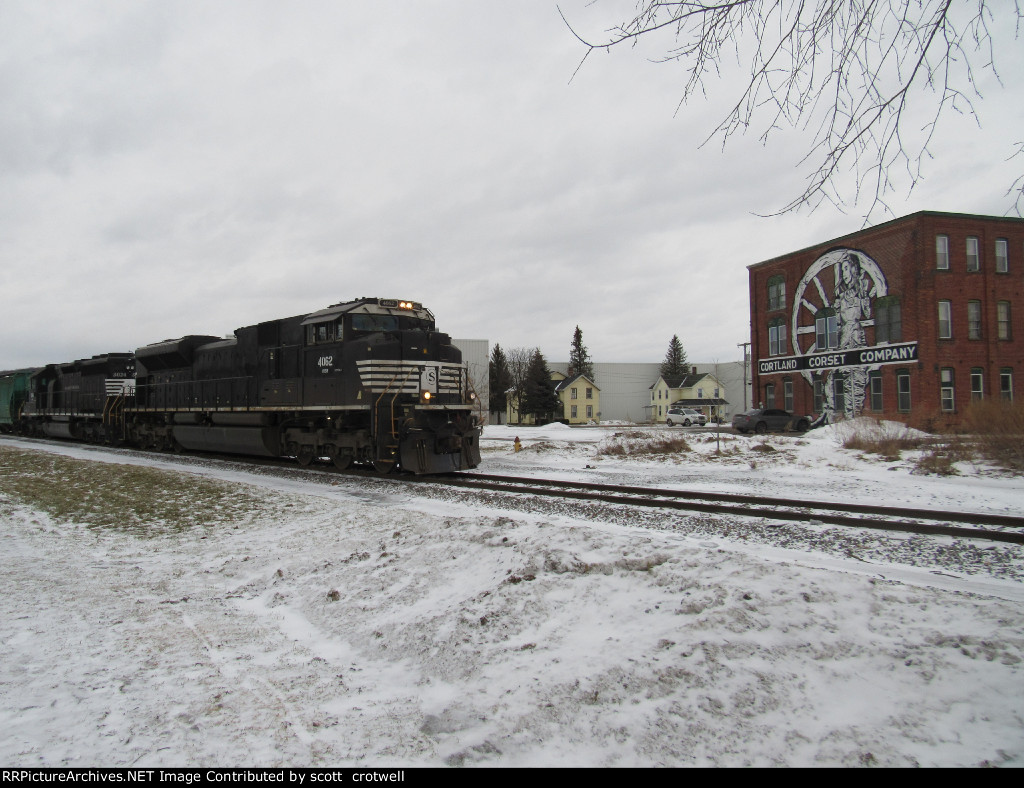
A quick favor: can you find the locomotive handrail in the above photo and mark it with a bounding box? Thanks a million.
[466,371,484,422]
[372,366,417,443]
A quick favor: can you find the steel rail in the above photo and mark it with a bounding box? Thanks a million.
[412,472,1024,545]
[456,472,1024,529]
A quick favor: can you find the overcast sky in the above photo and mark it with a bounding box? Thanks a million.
[2,1,1022,370]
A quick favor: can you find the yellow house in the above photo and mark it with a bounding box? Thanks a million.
[650,369,728,422]
[554,372,600,424]
[506,371,601,425]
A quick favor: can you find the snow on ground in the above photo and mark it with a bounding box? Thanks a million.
[1,423,1023,767]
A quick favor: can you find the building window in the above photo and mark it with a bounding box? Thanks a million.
[832,372,846,415]
[897,370,911,412]
[815,308,838,350]
[869,371,883,411]
[813,376,824,413]
[936,235,949,269]
[783,378,793,412]
[586,387,593,399]
[767,275,786,311]
[571,387,578,400]
[998,301,1011,340]
[875,296,902,343]
[768,318,787,356]
[996,238,1009,273]
[765,383,775,409]
[571,405,578,419]
[970,368,984,400]
[940,368,955,412]
[586,405,594,419]
[968,300,983,340]
[1000,369,1013,401]
[938,301,952,339]
[966,236,980,271]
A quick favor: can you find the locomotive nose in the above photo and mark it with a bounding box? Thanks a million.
[402,330,457,362]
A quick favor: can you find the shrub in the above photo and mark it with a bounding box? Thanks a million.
[912,447,959,476]
[835,417,928,461]
[962,399,1024,472]
[597,433,690,457]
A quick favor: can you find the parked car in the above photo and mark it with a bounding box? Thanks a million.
[732,408,810,434]
[666,407,707,427]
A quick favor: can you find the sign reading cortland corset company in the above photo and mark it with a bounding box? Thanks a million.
[758,341,919,375]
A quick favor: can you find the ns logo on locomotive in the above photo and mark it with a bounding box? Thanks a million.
[0,298,482,475]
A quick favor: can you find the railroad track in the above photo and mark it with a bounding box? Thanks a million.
[409,472,1024,545]
[5,435,1023,545]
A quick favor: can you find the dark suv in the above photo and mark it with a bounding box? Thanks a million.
[732,408,810,434]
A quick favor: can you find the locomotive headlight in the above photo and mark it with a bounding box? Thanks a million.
[421,390,432,402]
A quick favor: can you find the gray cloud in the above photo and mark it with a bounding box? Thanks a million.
[2,1,1021,372]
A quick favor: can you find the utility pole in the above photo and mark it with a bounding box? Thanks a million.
[737,341,750,411]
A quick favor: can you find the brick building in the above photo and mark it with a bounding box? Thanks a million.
[748,211,1024,429]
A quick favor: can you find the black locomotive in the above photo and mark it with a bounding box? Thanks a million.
[10,298,482,474]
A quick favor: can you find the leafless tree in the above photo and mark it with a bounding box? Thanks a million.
[505,346,536,412]
[561,0,1023,217]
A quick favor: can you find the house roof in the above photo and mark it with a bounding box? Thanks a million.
[554,372,599,392]
[650,372,709,390]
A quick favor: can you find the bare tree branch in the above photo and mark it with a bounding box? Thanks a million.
[560,0,1023,218]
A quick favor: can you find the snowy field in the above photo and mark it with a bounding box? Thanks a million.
[1,422,1023,768]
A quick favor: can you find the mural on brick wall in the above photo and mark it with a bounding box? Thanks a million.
[805,249,882,424]
[758,247,919,426]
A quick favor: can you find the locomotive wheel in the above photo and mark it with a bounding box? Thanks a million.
[373,459,395,474]
[296,446,316,467]
[332,453,352,471]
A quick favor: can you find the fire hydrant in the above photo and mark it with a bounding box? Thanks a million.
[513,436,522,453]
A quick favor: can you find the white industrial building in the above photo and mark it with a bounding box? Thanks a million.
[456,337,751,425]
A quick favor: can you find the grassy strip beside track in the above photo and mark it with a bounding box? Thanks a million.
[0,445,282,535]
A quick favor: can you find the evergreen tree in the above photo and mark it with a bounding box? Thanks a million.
[567,326,595,382]
[488,343,511,418]
[521,349,561,423]
[660,335,689,379]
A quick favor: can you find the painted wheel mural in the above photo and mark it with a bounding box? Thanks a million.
[789,248,888,425]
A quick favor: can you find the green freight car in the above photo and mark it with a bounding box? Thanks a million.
[0,369,36,432]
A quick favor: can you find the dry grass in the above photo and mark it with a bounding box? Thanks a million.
[961,399,1024,473]
[0,446,280,535]
[911,447,960,476]
[835,418,928,461]
[598,432,691,457]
